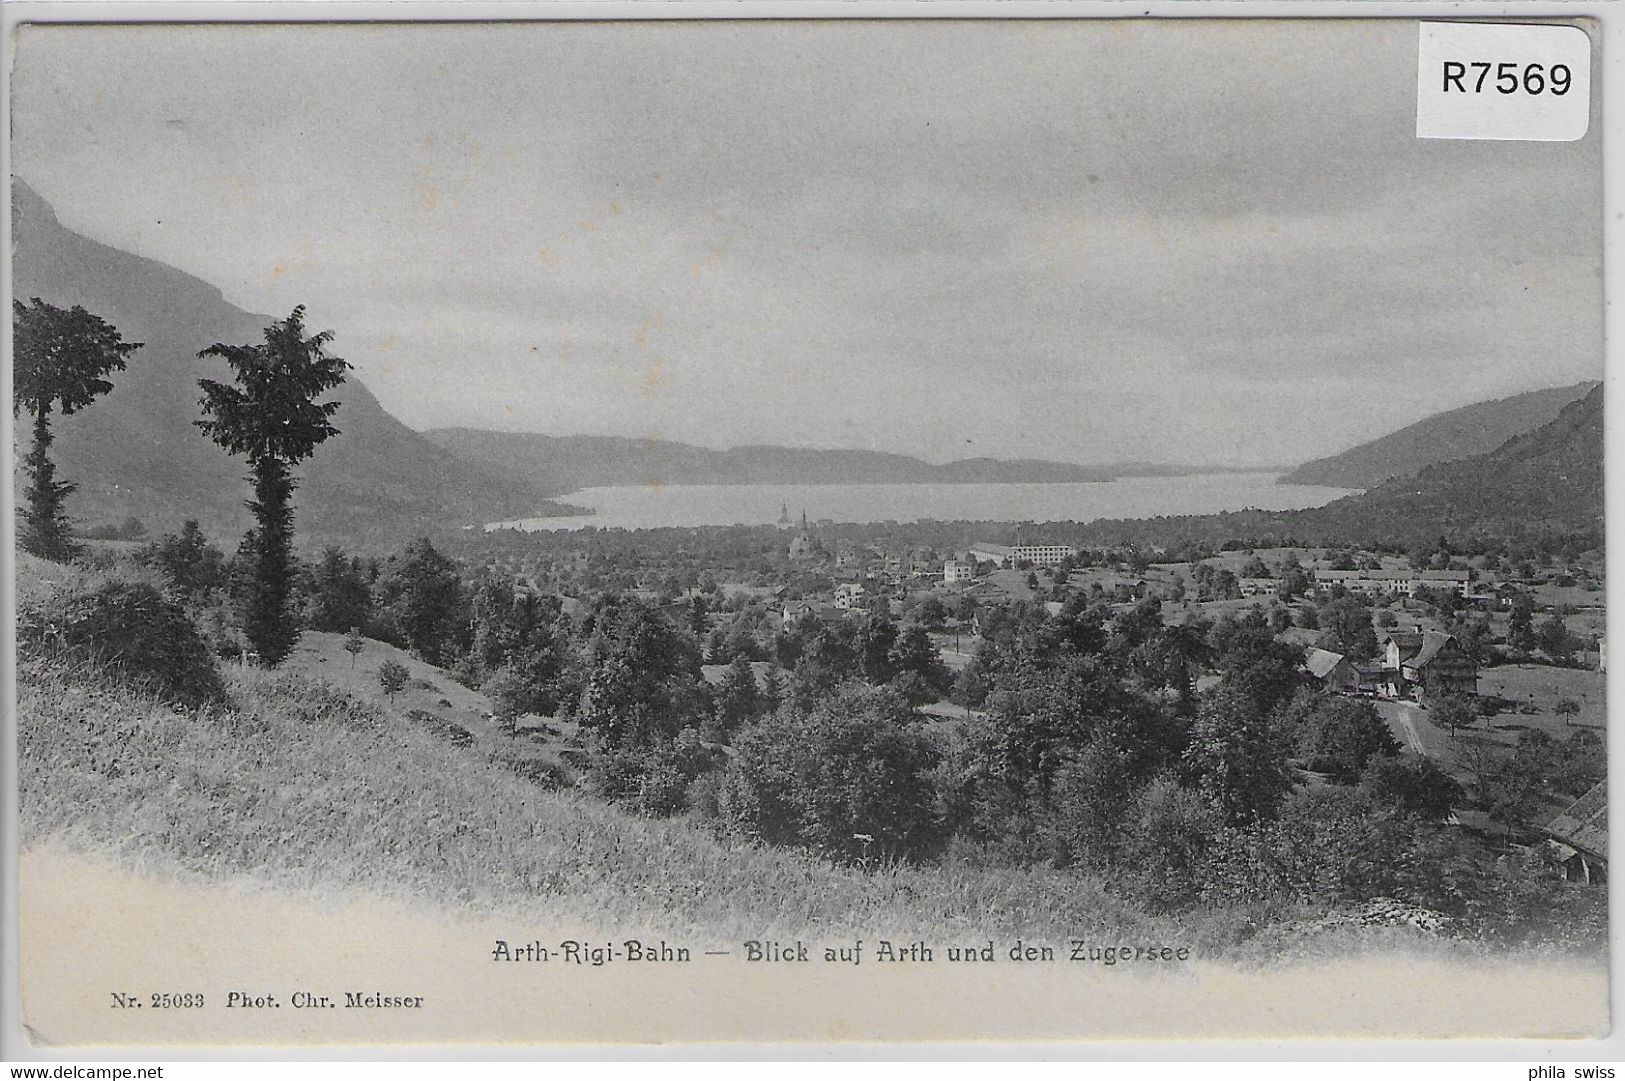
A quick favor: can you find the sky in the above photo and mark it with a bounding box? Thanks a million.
[9,19,1604,467]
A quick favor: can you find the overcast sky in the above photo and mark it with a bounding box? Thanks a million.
[10,19,1603,467]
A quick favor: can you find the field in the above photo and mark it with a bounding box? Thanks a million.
[1371,666,1606,798]
[283,630,490,725]
[1477,664,1607,733]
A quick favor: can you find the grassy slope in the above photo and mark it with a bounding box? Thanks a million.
[19,650,1193,945]
[15,555,1489,961]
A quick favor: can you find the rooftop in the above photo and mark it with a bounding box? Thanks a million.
[1305,648,1348,679]
[1544,781,1607,859]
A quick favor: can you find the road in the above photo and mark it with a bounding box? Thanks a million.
[1376,699,1428,756]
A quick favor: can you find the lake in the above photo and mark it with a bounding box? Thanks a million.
[493,472,1355,532]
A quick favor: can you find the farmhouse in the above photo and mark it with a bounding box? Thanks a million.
[1380,630,1477,699]
[781,600,844,630]
[1238,576,1276,598]
[1304,648,1360,695]
[1542,782,1607,885]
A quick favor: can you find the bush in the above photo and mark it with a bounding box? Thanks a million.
[1359,753,1462,821]
[1298,697,1401,783]
[1043,740,1139,870]
[719,685,943,863]
[19,580,226,708]
[1198,788,1470,913]
[406,708,474,745]
[485,640,574,728]
[584,727,719,816]
[487,746,574,790]
[1117,775,1223,912]
[378,659,410,701]
[254,674,384,733]
[632,728,717,816]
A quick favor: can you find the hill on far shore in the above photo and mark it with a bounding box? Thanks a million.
[1064,384,1603,550]
[1278,382,1598,489]
[423,428,1124,490]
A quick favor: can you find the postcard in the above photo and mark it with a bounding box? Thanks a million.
[6,9,1610,1047]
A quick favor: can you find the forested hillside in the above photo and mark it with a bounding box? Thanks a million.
[11,181,574,546]
[1062,386,1604,551]
[1279,382,1598,489]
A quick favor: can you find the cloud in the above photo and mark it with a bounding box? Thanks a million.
[10,19,1602,466]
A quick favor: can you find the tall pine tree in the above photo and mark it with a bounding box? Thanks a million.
[197,307,347,667]
[12,298,142,561]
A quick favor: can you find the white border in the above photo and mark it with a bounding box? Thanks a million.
[0,0,1618,1064]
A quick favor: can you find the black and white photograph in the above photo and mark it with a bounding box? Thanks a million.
[5,9,1612,1048]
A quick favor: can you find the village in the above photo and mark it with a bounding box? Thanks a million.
[455,505,1607,889]
[8,13,1611,1056]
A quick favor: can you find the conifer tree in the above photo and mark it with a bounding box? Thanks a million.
[12,298,142,561]
[197,307,347,667]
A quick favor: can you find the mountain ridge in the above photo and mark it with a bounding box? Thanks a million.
[1308,381,1604,539]
[1278,381,1599,489]
[1064,384,1603,549]
[422,427,1127,488]
[11,180,576,547]
[422,427,1284,491]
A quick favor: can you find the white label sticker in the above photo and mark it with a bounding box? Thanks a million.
[1416,22,1591,141]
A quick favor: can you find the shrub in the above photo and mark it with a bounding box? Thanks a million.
[502,755,574,790]
[1043,740,1139,870]
[378,659,409,701]
[485,640,574,729]
[1358,754,1462,821]
[634,728,717,816]
[1298,697,1401,783]
[719,685,943,863]
[585,727,719,816]
[19,580,226,708]
[406,708,474,746]
[1117,775,1223,912]
[1198,788,1471,914]
[253,674,384,733]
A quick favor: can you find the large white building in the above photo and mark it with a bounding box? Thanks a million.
[943,559,975,584]
[967,542,1077,568]
[1316,568,1471,598]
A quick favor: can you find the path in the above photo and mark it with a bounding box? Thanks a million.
[1376,699,1428,756]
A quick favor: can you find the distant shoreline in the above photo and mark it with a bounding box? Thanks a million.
[529,466,1296,505]
[501,471,1353,532]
